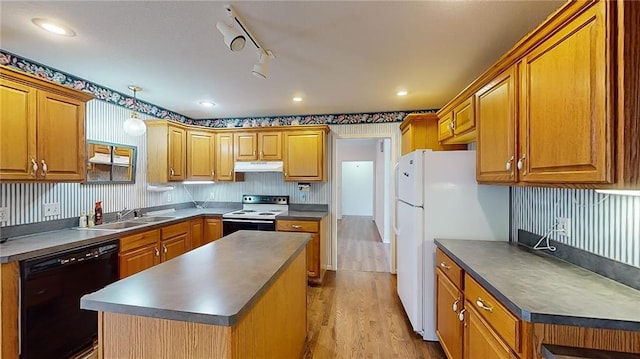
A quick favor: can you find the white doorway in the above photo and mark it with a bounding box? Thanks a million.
[341,161,374,216]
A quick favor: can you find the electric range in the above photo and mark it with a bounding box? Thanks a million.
[222,195,289,236]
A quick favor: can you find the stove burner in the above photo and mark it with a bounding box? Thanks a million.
[258,212,275,216]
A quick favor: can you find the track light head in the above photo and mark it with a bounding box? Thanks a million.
[216,21,246,52]
[252,51,270,79]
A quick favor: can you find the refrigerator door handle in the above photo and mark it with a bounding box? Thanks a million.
[393,162,399,235]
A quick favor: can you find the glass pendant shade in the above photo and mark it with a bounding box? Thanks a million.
[123,112,146,136]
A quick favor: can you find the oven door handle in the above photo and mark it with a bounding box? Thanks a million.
[222,219,275,224]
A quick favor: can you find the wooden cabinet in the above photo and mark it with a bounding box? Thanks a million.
[215,132,243,182]
[160,221,190,261]
[190,218,204,248]
[438,97,476,145]
[400,113,465,155]
[0,66,93,182]
[234,131,282,161]
[146,121,187,182]
[464,305,513,359]
[119,229,161,278]
[518,3,610,184]
[186,130,215,180]
[204,218,223,244]
[276,216,326,284]
[436,269,464,359]
[283,128,328,181]
[476,66,518,183]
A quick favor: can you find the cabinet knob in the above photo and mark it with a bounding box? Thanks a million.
[163,244,168,253]
[155,247,160,256]
[41,160,48,177]
[476,297,493,313]
[211,170,215,177]
[452,299,460,312]
[170,168,175,176]
[458,308,466,322]
[31,158,38,177]
[448,121,455,135]
[228,170,232,176]
[439,262,450,270]
[253,150,257,156]
[516,154,527,176]
[505,156,514,171]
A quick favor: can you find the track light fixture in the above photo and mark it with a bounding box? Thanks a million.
[216,4,275,79]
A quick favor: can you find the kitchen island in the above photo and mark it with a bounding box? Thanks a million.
[81,230,310,359]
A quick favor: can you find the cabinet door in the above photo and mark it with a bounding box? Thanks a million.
[0,79,37,180]
[37,90,86,181]
[401,127,412,156]
[161,234,189,262]
[168,126,186,181]
[234,132,257,161]
[190,218,204,249]
[476,66,518,183]
[187,130,215,180]
[259,131,282,160]
[436,269,463,359]
[119,243,160,279]
[438,112,454,142]
[216,133,235,181]
[453,97,474,136]
[307,233,320,278]
[464,305,512,359]
[283,130,325,181]
[204,218,223,244]
[519,4,611,183]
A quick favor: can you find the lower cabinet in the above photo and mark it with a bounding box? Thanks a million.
[276,216,326,284]
[464,305,513,359]
[160,233,188,262]
[190,218,204,248]
[119,242,160,279]
[204,218,223,244]
[436,268,464,359]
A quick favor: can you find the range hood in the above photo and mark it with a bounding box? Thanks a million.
[234,161,284,173]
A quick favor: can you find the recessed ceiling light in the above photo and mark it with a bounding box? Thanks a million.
[397,90,408,97]
[292,97,303,102]
[32,18,76,37]
[199,101,216,107]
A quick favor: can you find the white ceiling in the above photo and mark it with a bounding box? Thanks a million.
[1,1,564,120]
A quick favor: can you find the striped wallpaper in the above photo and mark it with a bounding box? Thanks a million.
[511,187,640,268]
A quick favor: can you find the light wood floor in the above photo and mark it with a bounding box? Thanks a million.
[337,216,390,272]
[304,271,446,358]
[304,215,445,358]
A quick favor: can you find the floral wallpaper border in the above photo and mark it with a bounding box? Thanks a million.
[1,49,436,127]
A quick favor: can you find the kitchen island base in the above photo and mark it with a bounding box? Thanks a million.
[97,248,307,359]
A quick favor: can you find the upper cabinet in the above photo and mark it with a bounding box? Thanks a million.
[146,121,186,182]
[0,66,93,182]
[441,1,640,188]
[215,132,243,182]
[400,113,465,155]
[438,97,476,144]
[234,130,282,161]
[283,127,328,182]
[186,130,215,181]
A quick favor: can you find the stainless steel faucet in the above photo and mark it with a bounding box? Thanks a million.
[117,207,138,221]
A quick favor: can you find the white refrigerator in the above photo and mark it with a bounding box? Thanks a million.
[394,150,509,341]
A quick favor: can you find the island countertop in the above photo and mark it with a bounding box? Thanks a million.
[81,230,310,326]
[435,239,640,331]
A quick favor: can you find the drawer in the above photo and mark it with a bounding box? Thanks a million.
[120,229,160,252]
[161,221,190,240]
[276,220,319,233]
[436,248,463,289]
[465,274,521,352]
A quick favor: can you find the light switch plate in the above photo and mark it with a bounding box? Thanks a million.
[0,207,8,222]
[43,202,61,217]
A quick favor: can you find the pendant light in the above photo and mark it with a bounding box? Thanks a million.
[123,86,146,137]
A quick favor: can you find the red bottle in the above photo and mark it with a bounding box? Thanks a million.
[95,201,103,225]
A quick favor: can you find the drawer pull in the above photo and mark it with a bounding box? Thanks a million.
[31,158,38,177]
[163,244,168,253]
[476,298,493,313]
[439,262,451,270]
[155,247,160,257]
[452,299,460,312]
[291,224,302,229]
[458,308,466,322]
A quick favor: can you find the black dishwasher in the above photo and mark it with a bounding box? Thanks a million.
[20,240,119,359]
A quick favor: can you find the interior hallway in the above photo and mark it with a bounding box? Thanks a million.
[303,215,445,358]
[337,215,390,272]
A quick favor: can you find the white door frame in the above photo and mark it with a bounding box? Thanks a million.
[328,126,400,274]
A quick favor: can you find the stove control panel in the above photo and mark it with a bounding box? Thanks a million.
[242,195,289,205]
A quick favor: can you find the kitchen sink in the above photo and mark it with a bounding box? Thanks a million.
[129,216,176,223]
[94,221,147,230]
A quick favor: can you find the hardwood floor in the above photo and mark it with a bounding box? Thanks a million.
[337,216,390,272]
[304,215,445,358]
[304,271,446,359]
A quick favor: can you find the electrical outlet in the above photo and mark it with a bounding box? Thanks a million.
[557,217,571,237]
[43,202,61,217]
[0,207,8,222]
[167,193,172,203]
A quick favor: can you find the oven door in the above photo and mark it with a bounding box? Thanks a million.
[223,219,276,236]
